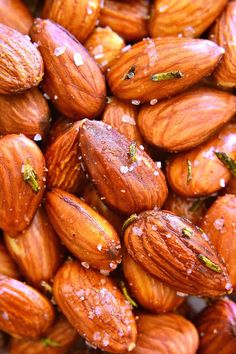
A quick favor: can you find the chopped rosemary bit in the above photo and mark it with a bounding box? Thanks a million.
[214,151,236,178]
[121,214,138,235]
[21,161,40,193]
[128,142,137,162]
[123,66,136,80]
[189,199,204,212]
[198,254,222,273]
[120,281,138,308]
[182,228,192,238]
[187,159,192,184]
[41,338,61,348]
[151,71,184,82]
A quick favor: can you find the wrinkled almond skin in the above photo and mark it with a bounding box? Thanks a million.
[0,241,20,279]
[149,0,227,38]
[138,86,236,152]
[227,177,236,194]
[0,24,43,94]
[166,123,236,197]
[42,0,101,43]
[45,121,86,194]
[107,37,224,102]
[130,313,199,354]
[4,207,63,287]
[9,315,78,354]
[85,27,125,72]
[79,120,168,215]
[0,276,55,338]
[124,210,231,296]
[123,250,184,313]
[53,260,137,353]
[100,0,149,42]
[196,299,236,354]
[0,134,46,235]
[30,19,106,120]
[0,88,50,139]
[0,0,33,34]
[200,195,236,290]
[45,189,122,271]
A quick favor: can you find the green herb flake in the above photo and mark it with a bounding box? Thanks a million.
[151,71,184,82]
[21,161,40,193]
[41,338,61,348]
[123,66,136,80]
[198,254,222,273]
[128,142,137,162]
[214,151,236,178]
[120,281,138,308]
[182,228,192,238]
[187,159,192,184]
[121,214,138,235]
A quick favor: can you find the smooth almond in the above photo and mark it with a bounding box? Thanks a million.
[0,0,33,34]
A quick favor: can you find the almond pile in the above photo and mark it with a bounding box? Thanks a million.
[0,1,236,354]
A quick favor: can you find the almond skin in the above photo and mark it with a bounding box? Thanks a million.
[124,210,232,296]
[45,116,73,148]
[0,88,50,139]
[45,189,122,272]
[0,24,43,94]
[0,276,55,338]
[227,177,236,194]
[4,207,63,288]
[79,120,168,215]
[53,260,137,353]
[138,86,236,152]
[99,0,149,42]
[0,240,20,279]
[123,250,184,313]
[196,298,236,354]
[42,0,101,43]
[149,0,227,38]
[0,0,33,34]
[30,19,106,120]
[166,123,236,197]
[107,37,224,102]
[0,134,46,235]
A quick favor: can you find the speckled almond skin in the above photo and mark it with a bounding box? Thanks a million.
[0,0,33,34]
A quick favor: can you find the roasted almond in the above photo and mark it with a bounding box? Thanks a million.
[0,240,20,279]
[0,0,33,34]
[227,177,236,194]
[45,116,73,148]
[30,19,106,120]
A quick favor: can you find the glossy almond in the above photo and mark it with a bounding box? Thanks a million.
[149,0,227,38]
[0,240,20,279]
[0,134,46,235]
[79,120,168,215]
[166,123,236,197]
[0,276,55,338]
[107,37,224,102]
[100,0,149,42]
[45,189,121,271]
[124,210,231,296]
[42,0,101,43]
[0,0,33,34]
[138,87,236,152]
[30,19,106,120]
[53,260,137,353]
[4,207,63,287]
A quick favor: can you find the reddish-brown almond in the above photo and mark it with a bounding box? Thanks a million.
[42,0,101,43]
[45,121,85,193]
[0,88,50,139]
[166,123,236,197]
[227,177,236,194]
[124,210,232,296]
[100,0,149,42]
[138,86,236,152]
[53,260,137,353]
[9,315,78,354]
[0,24,43,94]
[149,0,227,38]
[196,298,236,354]
[200,194,236,290]
[45,116,73,148]
[0,0,33,34]
[30,19,106,120]
[4,207,63,287]
[79,120,168,215]
[0,134,46,235]
[130,313,199,354]
[85,27,125,72]
[0,276,55,338]
[45,189,121,271]
[107,37,224,102]
[123,250,184,313]
[0,240,20,279]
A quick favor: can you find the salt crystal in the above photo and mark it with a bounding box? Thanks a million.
[131,100,141,106]
[150,99,158,105]
[74,53,84,66]
[152,225,157,231]
[97,244,102,251]
[176,291,188,297]
[43,93,50,100]
[109,262,117,270]
[33,134,42,141]
[132,227,143,236]
[121,115,136,125]
[213,218,224,230]
[93,332,101,341]
[54,46,66,56]
[154,170,159,176]
[100,270,110,276]
[128,343,136,352]
[81,262,90,269]
[122,45,131,52]
[156,161,162,168]
[94,53,104,59]
[2,312,9,321]
[220,178,225,187]
[102,338,110,347]
[106,125,112,130]
[120,166,129,174]
[225,282,232,291]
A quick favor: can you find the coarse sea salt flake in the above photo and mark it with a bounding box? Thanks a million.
[74,53,84,66]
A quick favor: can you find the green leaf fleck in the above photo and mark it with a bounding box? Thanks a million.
[21,160,40,193]
[128,142,137,163]
[120,281,138,308]
[198,254,222,273]
[151,71,184,82]
[215,151,236,178]
[121,214,138,236]
[41,338,61,348]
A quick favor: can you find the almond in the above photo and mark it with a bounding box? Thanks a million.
[124,210,232,296]
[138,86,236,152]
[45,116,73,148]
[45,189,121,271]
[53,260,137,353]
[166,123,236,197]
[227,177,236,194]
[0,0,33,34]
[0,240,20,279]
[42,0,101,43]
[99,0,149,42]
[0,134,46,235]
[107,37,224,102]
[79,120,168,215]
[149,0,227,38]
[0,24,43,94]
[30,19,106,120]
[0,276,55,338]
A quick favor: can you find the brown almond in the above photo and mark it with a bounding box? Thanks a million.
[227,177,236,194]
[0,0,33,34]
[0,240,20,279]
[45,116,73,148]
